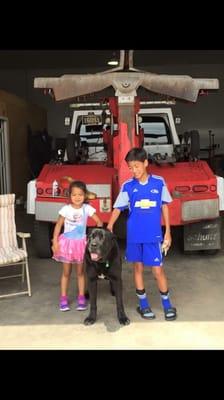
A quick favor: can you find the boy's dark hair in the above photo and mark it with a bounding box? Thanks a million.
[125,147,148,163]
[69,180,88,202]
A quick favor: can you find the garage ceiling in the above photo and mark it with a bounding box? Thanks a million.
[0,50,224,69]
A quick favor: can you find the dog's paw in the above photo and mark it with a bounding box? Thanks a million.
[118,315,130,325]
[84,315,96,325]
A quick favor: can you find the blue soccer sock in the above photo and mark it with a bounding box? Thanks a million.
[160,290,172,310]
[136,289,151,310]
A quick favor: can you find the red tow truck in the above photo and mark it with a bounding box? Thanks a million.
[27,51,223,257]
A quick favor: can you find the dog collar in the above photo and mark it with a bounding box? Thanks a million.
[106,261,110,268]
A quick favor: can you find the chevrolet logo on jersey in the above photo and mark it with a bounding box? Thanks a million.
[134,199,157,208]
[150,189,159,194]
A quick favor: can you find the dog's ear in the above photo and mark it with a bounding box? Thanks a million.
[107,232,119,260]
[105,228,115,236]
[107,230,118,243]
[87,227,94,236]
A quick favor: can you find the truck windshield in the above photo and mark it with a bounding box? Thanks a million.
[141,121,168,145]
[139,115,171,146]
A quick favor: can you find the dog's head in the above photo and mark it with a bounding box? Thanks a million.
[87,228,116,262]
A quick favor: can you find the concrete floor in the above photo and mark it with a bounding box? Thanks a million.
[1,209,224,349]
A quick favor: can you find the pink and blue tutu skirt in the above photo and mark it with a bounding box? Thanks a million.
[53,225,87,263]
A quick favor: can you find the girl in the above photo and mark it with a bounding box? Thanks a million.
[52,180,103,312]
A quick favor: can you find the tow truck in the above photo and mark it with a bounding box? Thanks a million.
[27,50,223,257]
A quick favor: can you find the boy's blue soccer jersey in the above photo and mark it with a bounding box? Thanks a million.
[114,175,172,243]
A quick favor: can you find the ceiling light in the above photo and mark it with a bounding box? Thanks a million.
[108,59,118,66]
[107,53,118,66]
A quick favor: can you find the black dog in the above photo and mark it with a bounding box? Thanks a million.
[84,228,130,326]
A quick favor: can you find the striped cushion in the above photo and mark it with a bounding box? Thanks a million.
[0,247,27,265]
[0,194,15,206]
[0,194,18,248]
[0,194,24,264]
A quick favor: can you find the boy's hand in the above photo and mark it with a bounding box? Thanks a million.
[162,241,169,256]
[162,232,172,256]
[106,224,113,233]
[164,232,171,247]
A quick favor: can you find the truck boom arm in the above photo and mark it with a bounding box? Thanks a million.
[34,49,219,103]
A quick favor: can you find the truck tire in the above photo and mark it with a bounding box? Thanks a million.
[184,130,200,159]
[66,134,80,163]
[34,221,52,258]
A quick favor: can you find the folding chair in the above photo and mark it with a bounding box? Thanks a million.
[0,194,31,298]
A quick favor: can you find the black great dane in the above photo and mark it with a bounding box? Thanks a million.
[84,228,130,326]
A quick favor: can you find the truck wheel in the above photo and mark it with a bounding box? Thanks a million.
[184,130,200,159]
[66,134,80,163]
[34,221,53,258]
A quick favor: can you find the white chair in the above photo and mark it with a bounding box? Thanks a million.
[0,194,31,298]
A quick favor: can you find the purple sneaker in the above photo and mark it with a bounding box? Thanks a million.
[59,296,70,312]
[76,295,87,311]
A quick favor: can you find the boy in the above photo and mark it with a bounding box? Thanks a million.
[107,147,177,320]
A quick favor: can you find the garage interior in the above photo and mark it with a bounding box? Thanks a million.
[1,49,224,349]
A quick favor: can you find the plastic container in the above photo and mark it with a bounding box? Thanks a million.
[27,179,36,214]
[52,180,59,197]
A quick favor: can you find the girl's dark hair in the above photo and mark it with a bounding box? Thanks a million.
[125,147,148,163]
[68,180,88,203]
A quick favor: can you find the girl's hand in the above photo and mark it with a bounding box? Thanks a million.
[92,213,103,228]
[52,240,59,254]
[97,222,103,228]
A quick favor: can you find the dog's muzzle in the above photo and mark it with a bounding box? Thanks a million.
[88,243,102,261]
